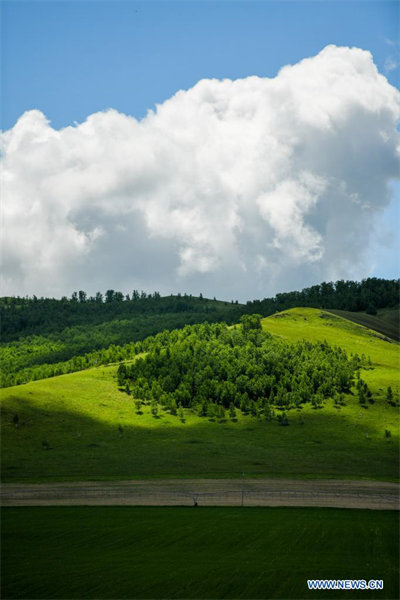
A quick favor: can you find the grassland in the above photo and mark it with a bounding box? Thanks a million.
[327,307,399,342]
[1,308,398,482]
[2,506,398,599]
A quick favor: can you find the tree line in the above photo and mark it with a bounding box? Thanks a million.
[246,278,399,315]
[0,292,241,341]
[1,277,398,341]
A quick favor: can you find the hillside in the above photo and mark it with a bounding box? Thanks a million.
[262,308,399,398]
[1,308,398,483]
[326,307,399,342]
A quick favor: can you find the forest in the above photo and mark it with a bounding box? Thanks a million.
[116,316,363,423]
[0,292,242,341]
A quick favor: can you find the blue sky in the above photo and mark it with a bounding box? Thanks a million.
[2,0,399,130]
[1,1,399,298]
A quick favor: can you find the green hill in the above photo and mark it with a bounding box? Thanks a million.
[1,308,398,483]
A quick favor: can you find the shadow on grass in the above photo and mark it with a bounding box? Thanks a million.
[1,393,398,482]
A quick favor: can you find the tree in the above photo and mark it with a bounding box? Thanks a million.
[178,404,185,423]
[105,289,115,303]
[217,405,226,421]
[312,394,323,409]
[240,314,262,332]
[229,403,237,421]
[199,402,208,417]
[117,363,127,387]
[277,412,289,426]
[366,303,377,315]
[170,398,177,416]
[264,403,273,421]
[386,386,394,405]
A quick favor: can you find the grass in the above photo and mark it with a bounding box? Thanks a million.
[326,307,399,342]
[1,308,399,482]
[2,506,398,599]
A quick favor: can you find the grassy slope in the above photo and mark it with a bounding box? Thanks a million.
[262,308,400,399]
[326,307,399,342]
[1,308,399,482]
[2,506,398,600]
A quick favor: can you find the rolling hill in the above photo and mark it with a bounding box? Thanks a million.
[1,308,398,483]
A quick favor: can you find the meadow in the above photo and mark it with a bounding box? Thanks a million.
[1,308,398,482]
[2,506,398,599]
[327,308,399,342]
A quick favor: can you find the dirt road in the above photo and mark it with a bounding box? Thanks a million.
[1,478,398,510]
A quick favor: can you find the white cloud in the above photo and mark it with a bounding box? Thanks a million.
[1,45,399,300]
[384,55,399,74]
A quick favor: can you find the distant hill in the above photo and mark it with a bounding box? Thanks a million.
[1,277,398,342]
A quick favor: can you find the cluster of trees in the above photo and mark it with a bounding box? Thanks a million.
[356,374,374,407]
[1,312,238,387]
[117,317,359,421]
[2,317,244,387]
[246,278,399,315]
[1,341,137,388]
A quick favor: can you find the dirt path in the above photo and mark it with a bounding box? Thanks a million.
[1,478,398,510]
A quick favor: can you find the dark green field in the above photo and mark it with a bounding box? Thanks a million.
[2,506,398,599]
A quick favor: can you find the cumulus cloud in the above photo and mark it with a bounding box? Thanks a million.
[1,45,399,299]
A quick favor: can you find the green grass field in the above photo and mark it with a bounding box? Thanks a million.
[326,308,399,342]
[1,308,398,482]
[2,506,398,599]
